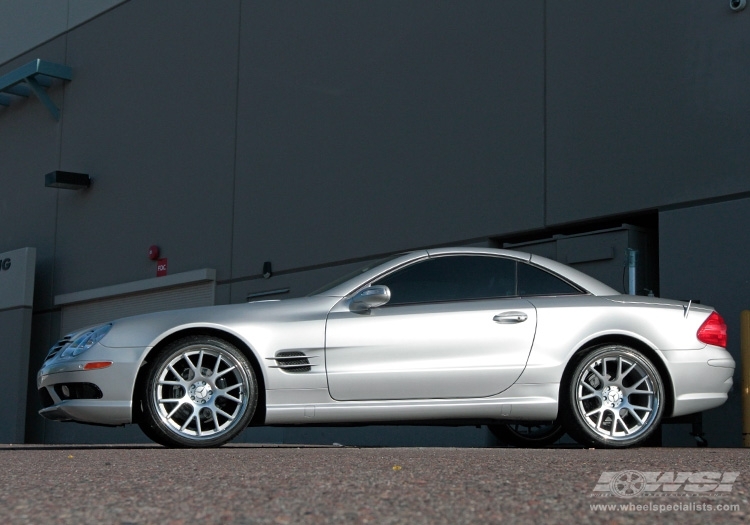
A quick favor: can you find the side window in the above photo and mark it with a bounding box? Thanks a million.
[373,255,516,306]
[517,262,581,296]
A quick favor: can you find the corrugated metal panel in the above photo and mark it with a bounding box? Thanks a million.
[61,281,215,334]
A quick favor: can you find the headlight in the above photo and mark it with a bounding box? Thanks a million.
[59,324,113,358]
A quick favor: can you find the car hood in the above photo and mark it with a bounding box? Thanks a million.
[99,295,341,348]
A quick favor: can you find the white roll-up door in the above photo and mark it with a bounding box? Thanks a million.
[56,269,216,334]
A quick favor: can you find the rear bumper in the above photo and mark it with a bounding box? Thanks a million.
[663,346,735,417]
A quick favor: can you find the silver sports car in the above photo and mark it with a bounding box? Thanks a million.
[37,247,734,448]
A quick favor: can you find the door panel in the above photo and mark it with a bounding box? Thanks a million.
[325,298,537,401]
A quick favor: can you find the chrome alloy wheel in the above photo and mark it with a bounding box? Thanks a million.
[155,346,250,438]
[573,349,661,443]
[140,336,257,447]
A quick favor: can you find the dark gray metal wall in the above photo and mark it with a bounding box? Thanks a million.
[546,1,750,223]
[1,0,747,446]
[0,308,32,442]
[659,198,750,446]
[232,1,544,280]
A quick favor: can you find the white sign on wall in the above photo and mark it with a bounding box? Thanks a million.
[0,247,36,310]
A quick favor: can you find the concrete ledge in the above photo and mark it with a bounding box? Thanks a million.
[54,269,216,306]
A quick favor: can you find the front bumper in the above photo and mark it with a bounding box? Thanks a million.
[37,344,148,426]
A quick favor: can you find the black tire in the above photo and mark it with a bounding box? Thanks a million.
[488,421,566,448]
[138,335,258,448]
[561,345,665,448]
[135,396,168,445]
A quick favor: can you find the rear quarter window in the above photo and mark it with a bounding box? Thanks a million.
[518,263,582,296]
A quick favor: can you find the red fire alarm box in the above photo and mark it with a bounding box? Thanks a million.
[157,258,168,277]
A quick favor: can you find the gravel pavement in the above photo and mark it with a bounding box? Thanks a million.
[0,444,747,524]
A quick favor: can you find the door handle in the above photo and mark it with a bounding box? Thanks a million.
[493,311,528,324]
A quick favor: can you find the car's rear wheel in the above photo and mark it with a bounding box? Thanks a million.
[138,335,258,447]
[488,421,565,448]
[562,345,664,448]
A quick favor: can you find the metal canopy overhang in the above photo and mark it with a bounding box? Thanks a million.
[0,59,72,120]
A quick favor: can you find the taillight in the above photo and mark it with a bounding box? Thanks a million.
[697,311,727,348]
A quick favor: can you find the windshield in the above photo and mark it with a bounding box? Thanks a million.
[307,254,404,296]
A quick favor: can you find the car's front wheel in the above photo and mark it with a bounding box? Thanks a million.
[562,345,665,448]
[138,335,258,447]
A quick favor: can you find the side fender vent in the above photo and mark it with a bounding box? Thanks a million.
[269,351,316,373]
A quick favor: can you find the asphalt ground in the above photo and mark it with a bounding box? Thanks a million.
[0,445,747,525]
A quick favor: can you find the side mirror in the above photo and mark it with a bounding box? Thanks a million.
[349,285,391,312]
